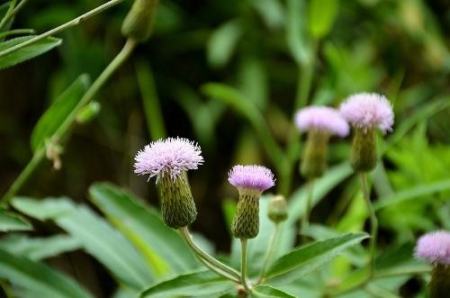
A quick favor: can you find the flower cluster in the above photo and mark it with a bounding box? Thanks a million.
[415,231,450,265]
[295,106,349,137]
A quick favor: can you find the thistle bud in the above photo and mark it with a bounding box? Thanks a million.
[158,171,197,228]
[228,165,275,239]
[122,0,159,42]
[415,231,450,298]
[268,195,288,223]
[134,137,204,228]
[294,106,349,178]
[340,93,394,173]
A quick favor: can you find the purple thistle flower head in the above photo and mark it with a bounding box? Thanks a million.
[228,165,275,192]
[134,137,204,180]
[340,93,394,133]
[415,231,450,265]
[295,106,349,137]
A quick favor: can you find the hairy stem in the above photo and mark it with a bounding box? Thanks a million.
[360,172,377,278]
[301,179,315,241]
[179,227,241,281]
[240,239,251,292]
[1,38,136,204]
[0,0,125,58]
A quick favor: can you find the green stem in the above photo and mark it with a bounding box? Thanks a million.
[301,179,315,241]
[294,42,317,110]
[257,224,280,284]
[0,0,16,31]
[0,0,125,59]
[196,254,240,283]
[0,28,35,39]
[1,38,137,205]
[240,239,251,292]
[359,172,377,279]
[179,227,241,280]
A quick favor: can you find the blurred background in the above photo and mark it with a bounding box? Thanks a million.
[1,0,450,296]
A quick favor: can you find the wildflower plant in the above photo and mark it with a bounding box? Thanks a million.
[0,0,447,297]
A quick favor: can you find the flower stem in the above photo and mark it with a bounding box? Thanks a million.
[179,227,241,281]
[300,179,315,243]
[359,172,377,278]
[240,239,251,292]
[196,254,240,283]
[257,223,280,284]
[0,0,125,59]
[1,38,136,205]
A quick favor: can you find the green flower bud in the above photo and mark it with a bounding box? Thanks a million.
[301,129,330,178]
[430,264,450,298]
[232,189,260,239]
[122,0,159,42]
[351,128,377,172]
[268,195,288,223]
[158,171,197,229]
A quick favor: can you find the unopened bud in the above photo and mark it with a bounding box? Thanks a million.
[301,129,330,178]
[350,128,377,172]
[232,189,260,239]
[122,0,159,42]
[429,264,450,298]
[268,195,288,223]
[76,101,101,124]
[158,171,197,228]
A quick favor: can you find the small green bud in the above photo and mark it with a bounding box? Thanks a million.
[158,171,197,228]
[301,129,330,178]
[430,264,450,298]
[122,0,159,42]
[350,128,377,172]
[232,190,260,239]
[76,101,101,124]
[268,195,288,223]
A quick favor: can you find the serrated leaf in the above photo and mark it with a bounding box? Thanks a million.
[12,197,154,290]
[31,74,90,151]
[252,285,295,298]
[89,182,198,275]
[266,233,369,279]
[0,248,92,298]
[308,0,339,39]
[0,234,81,261]
[0,36,62,69]
[0,209,32,231]
[140,271,232,298]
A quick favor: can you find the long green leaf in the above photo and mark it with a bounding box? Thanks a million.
[252,285,295,298]
[89,182,198,274]
[308,0,339,39]
[12,197,154,290]
[140,271,232,298]
[0,248,93,298]
[374,179,450,210]
[0,234,81,261]
[288,162,353,224]
[31,74,91,151]
[266,233,368,279]
[207,19,242,68]
[0,209,32,231]
[0,36,61,69]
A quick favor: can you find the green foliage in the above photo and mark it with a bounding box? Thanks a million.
[0,209,32,232]
[0,36,61,69]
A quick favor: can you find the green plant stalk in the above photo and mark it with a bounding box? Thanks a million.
[196,253,240,283]
[257,223,280,284]
[0,0,16,30]
[360,172,377,279]
[240,239,251,292]
[1,38,137,205]
[179,227,241,281]
[0,28,35,39]
[301,179,315,241]
[0,0,125,59]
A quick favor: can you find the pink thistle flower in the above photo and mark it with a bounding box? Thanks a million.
[295,106,349,137]
[339,92,394,134]
[134,137,203,180]
[415,231,450,265]
[228,165,275,192]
